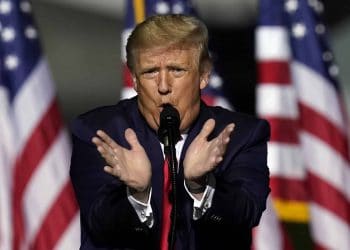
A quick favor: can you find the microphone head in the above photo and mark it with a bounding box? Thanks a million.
[158,104,181,144]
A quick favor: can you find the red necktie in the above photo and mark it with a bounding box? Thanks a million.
[160,157,172,250]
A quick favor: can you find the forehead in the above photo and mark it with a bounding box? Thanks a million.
[135,46,199,66]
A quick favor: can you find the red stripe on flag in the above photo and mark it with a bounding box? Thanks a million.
[123,64,134,88]
[264,116,299,143]
[13,99,63,250]
[257,61,291,84]
[270,177,308,201]
[201,94,215,106]
[307,172,350,224]
[30,182,78,250]
[299,103,350,161]
[313,243,328,250]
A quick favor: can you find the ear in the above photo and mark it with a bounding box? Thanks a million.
[199,62,211,90]
[132,74,138,92]
[199,72,209,90]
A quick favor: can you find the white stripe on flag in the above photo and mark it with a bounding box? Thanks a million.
[54,214,80,250]
[268,142,306,179]
[256,84,299,119]
[253,196,283,250]
[300,132,350,201]
[255,27,291,61]
[292,61,347,132]
[309,203,350,249]
[13,59,55,155]
[121,87,137,100]
[0,163,12,250]
[23,130,72,244]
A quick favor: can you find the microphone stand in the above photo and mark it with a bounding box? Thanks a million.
[163,125,178,250]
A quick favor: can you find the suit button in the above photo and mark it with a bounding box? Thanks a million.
[210,214,222,222]
[140,210,146,218]
[135,227,145,232]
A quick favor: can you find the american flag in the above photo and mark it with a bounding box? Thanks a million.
[0,1,80,249]
[120,0,232,110]
[255,0,350,249]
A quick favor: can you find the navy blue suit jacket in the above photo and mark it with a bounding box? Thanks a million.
[70,97,270,250]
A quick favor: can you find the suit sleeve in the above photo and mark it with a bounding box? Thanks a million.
[197,119,270,228]
[69,121,153,248]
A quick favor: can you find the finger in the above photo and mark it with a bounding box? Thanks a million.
[96,146,117,166]
[225,123,235,135]
[93,136,116,159]
[93,137,118,163]
[124,128,142,150]
[198,119,216,140]
[92,136,103,147]
[96,130,120,149]
[96,130,122,158]
[219,123,235,144]
[216,156,223,164]
[104,165,120,177]
[94,141,110,158]
[214,124,234,155]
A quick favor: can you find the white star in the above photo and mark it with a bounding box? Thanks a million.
[322,51,333,62]
[315,2,324,13]
[308,0,317,7]
[155,1,170,14]
[285,0,298,13]
[25,26,37,39]
[0,0,12,14]
[20,1,31,13]
[2,27,15,42]
[209,74,223,88]
[315,23,325,34]
[173,2,185,14]
[5,54,19,70]
[329,64,339,77]
[292,22,307,38]
[308,0,323,13]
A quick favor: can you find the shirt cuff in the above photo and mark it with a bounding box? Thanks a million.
[127,187,154,227]
[184,173,216,220]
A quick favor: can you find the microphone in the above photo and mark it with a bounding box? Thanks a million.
[157,104,181,150]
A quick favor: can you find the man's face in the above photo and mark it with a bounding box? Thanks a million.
[132,46,210,132]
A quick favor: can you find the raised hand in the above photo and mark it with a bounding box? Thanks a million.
[183,119,235,182]
[92,128,152,194]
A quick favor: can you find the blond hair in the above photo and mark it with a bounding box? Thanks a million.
[126,14,211,73]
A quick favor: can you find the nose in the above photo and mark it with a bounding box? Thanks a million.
[158,71,171,94]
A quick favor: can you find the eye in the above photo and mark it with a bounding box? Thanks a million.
[141,69,158,79]
[170,67,186,77]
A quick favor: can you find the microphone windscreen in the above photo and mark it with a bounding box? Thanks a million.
[158,104,180,144]
[160,104,180,126]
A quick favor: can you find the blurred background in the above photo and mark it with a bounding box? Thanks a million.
[30,0,350,122]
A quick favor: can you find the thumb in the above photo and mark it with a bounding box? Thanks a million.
[198,119,215,140]
[124,128,142,150]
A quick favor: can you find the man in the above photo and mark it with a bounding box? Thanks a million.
[70,14,270,250]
